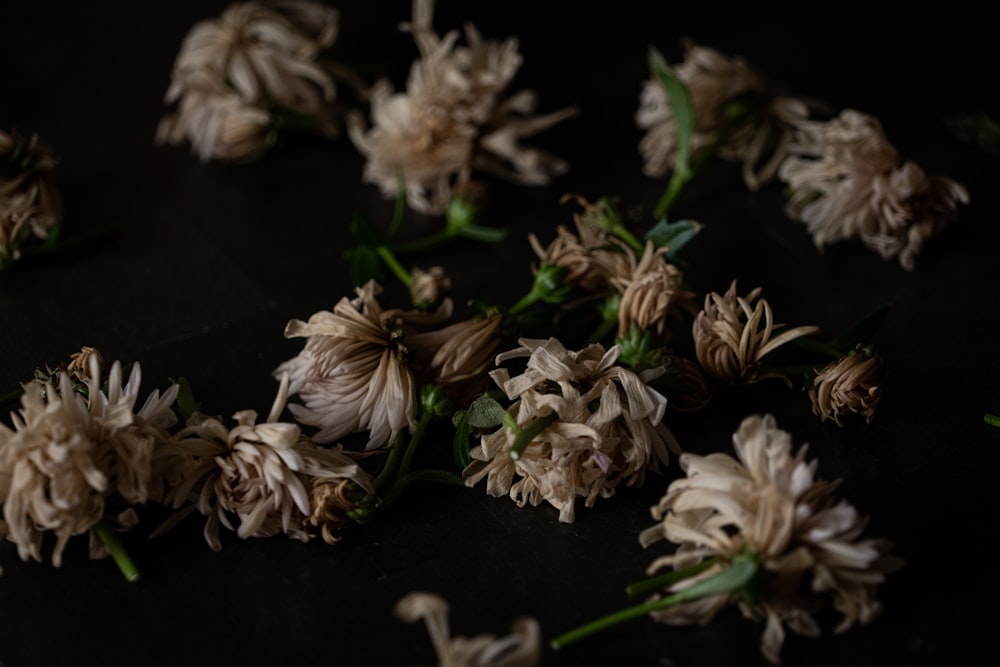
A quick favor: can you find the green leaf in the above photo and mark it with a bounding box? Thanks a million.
[829,304,891,352]
[348,243,383,287]
[649,46,695,220]
[643,218,703,259]
[467,395,508,429]
[452,409,473,469]
[169,376,201,421]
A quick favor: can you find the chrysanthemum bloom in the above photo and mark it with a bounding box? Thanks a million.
[862,160,969,271]
[809,346,883,426]
[693,280,820,387]
[0,129,61,264]
[637,414,902,664]
[778,109,969,269]
[407,309,504,402]
[463,337,680,523]
[156,83,274,163]
[347,0,576,214]
[276,280,448,449]
[410,265,452,310]
[306,477,376,545]
[65,346,105,384]
[0,357,178,568]
[395,591,541,667]
[610,240,698,340]
[158,1,346,161]
[152,374,372,550]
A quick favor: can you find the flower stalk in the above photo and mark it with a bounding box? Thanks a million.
[92,519,142,583]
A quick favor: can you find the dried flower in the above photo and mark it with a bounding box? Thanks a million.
[635,414,902,664]
[347,0,576,214]
[610,240,697,340]
[275,280,447,449]
[158,0,343,161]
[395,591,541,667]
[152,373,372,550]
[463,337,679,523]
[693,280,820,387]
[306,477,376,544]
[410,265,452,309]
[407,310,504,402]
[809,345,883,426]
[0,357,177,568]
[778,109,969,269]
[1,129,61,265]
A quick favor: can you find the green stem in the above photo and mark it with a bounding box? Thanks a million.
[507,290,540,317]
[381,410,434,507]
[92,519,141,583]
[509,412,559,459]
[985,413,1000,428]
[625,558,718,597]
[550,553,759,650]
[375,245,412,288]
[373,431,407,493]
[390,229,452,255]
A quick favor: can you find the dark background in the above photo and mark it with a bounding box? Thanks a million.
[2,2,998,666]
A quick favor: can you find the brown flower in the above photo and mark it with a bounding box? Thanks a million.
[610,240,698,339]
[410,265,452,310]
[693,280,820,386]
[306,477,374,545]
[407,310,504,402]
[809,346,883,426]
[638,414,902,664]
[0,129,61,264]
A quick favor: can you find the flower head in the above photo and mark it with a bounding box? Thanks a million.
[395,591,541,667]
[0,356,178,568]
[809,346,883,426]
[152,373,372,550]
[638,414,902,664]
[610,240,697,340]
[410,265,452,310]
[275,280,447,449]
[347,0,576,214]
[463,337,679,523]
[693,280,820,387]
[407,309,505,403]
[1,129,61,265]
[158,0,344,161]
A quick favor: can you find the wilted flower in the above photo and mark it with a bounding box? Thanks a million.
[1,129,61,265]
[809,345,883,426]
[407,309,504,402]
[347,0,576,214]
[0,357,178,569]
[395,591,541,667]
[463,337,679,523]
[158,0,346,161]
[306,477,376,544]
[778,109,969,269]
[152,373,372,550]
[275,280,448,449]
[636,414,902,664]
[410,265,452,309]
[610,240,697,339]
[693,280,820,387]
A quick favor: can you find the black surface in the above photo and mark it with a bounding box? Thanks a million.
[2,2,999,666]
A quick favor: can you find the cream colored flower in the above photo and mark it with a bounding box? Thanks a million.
[693,280,820,387]
[778,109,969,269]
[275,280,446,450]
[0,129,61,264]
[306,477,374,545]
[407,310,504,402]
[410,265,452,309]
[347,0,576,214]
[0,357,178,568]
[610,240,697,339]
[809,346,883,426]
[395,591,541,667]
[638,414,902,664]
[152,373,372,551]
[165,1,338,114]
[463,337,679,523]
[157,83,274,163]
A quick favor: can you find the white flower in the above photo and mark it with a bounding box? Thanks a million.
[152,373,372,550]
[347,0,576,214]
[0,357,177,568]
[463,337,679,523]
[638,414,902,664]
[395,591,541,667]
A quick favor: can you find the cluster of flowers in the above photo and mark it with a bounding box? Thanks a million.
[0,128,61,268]
[637,40,970,270]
